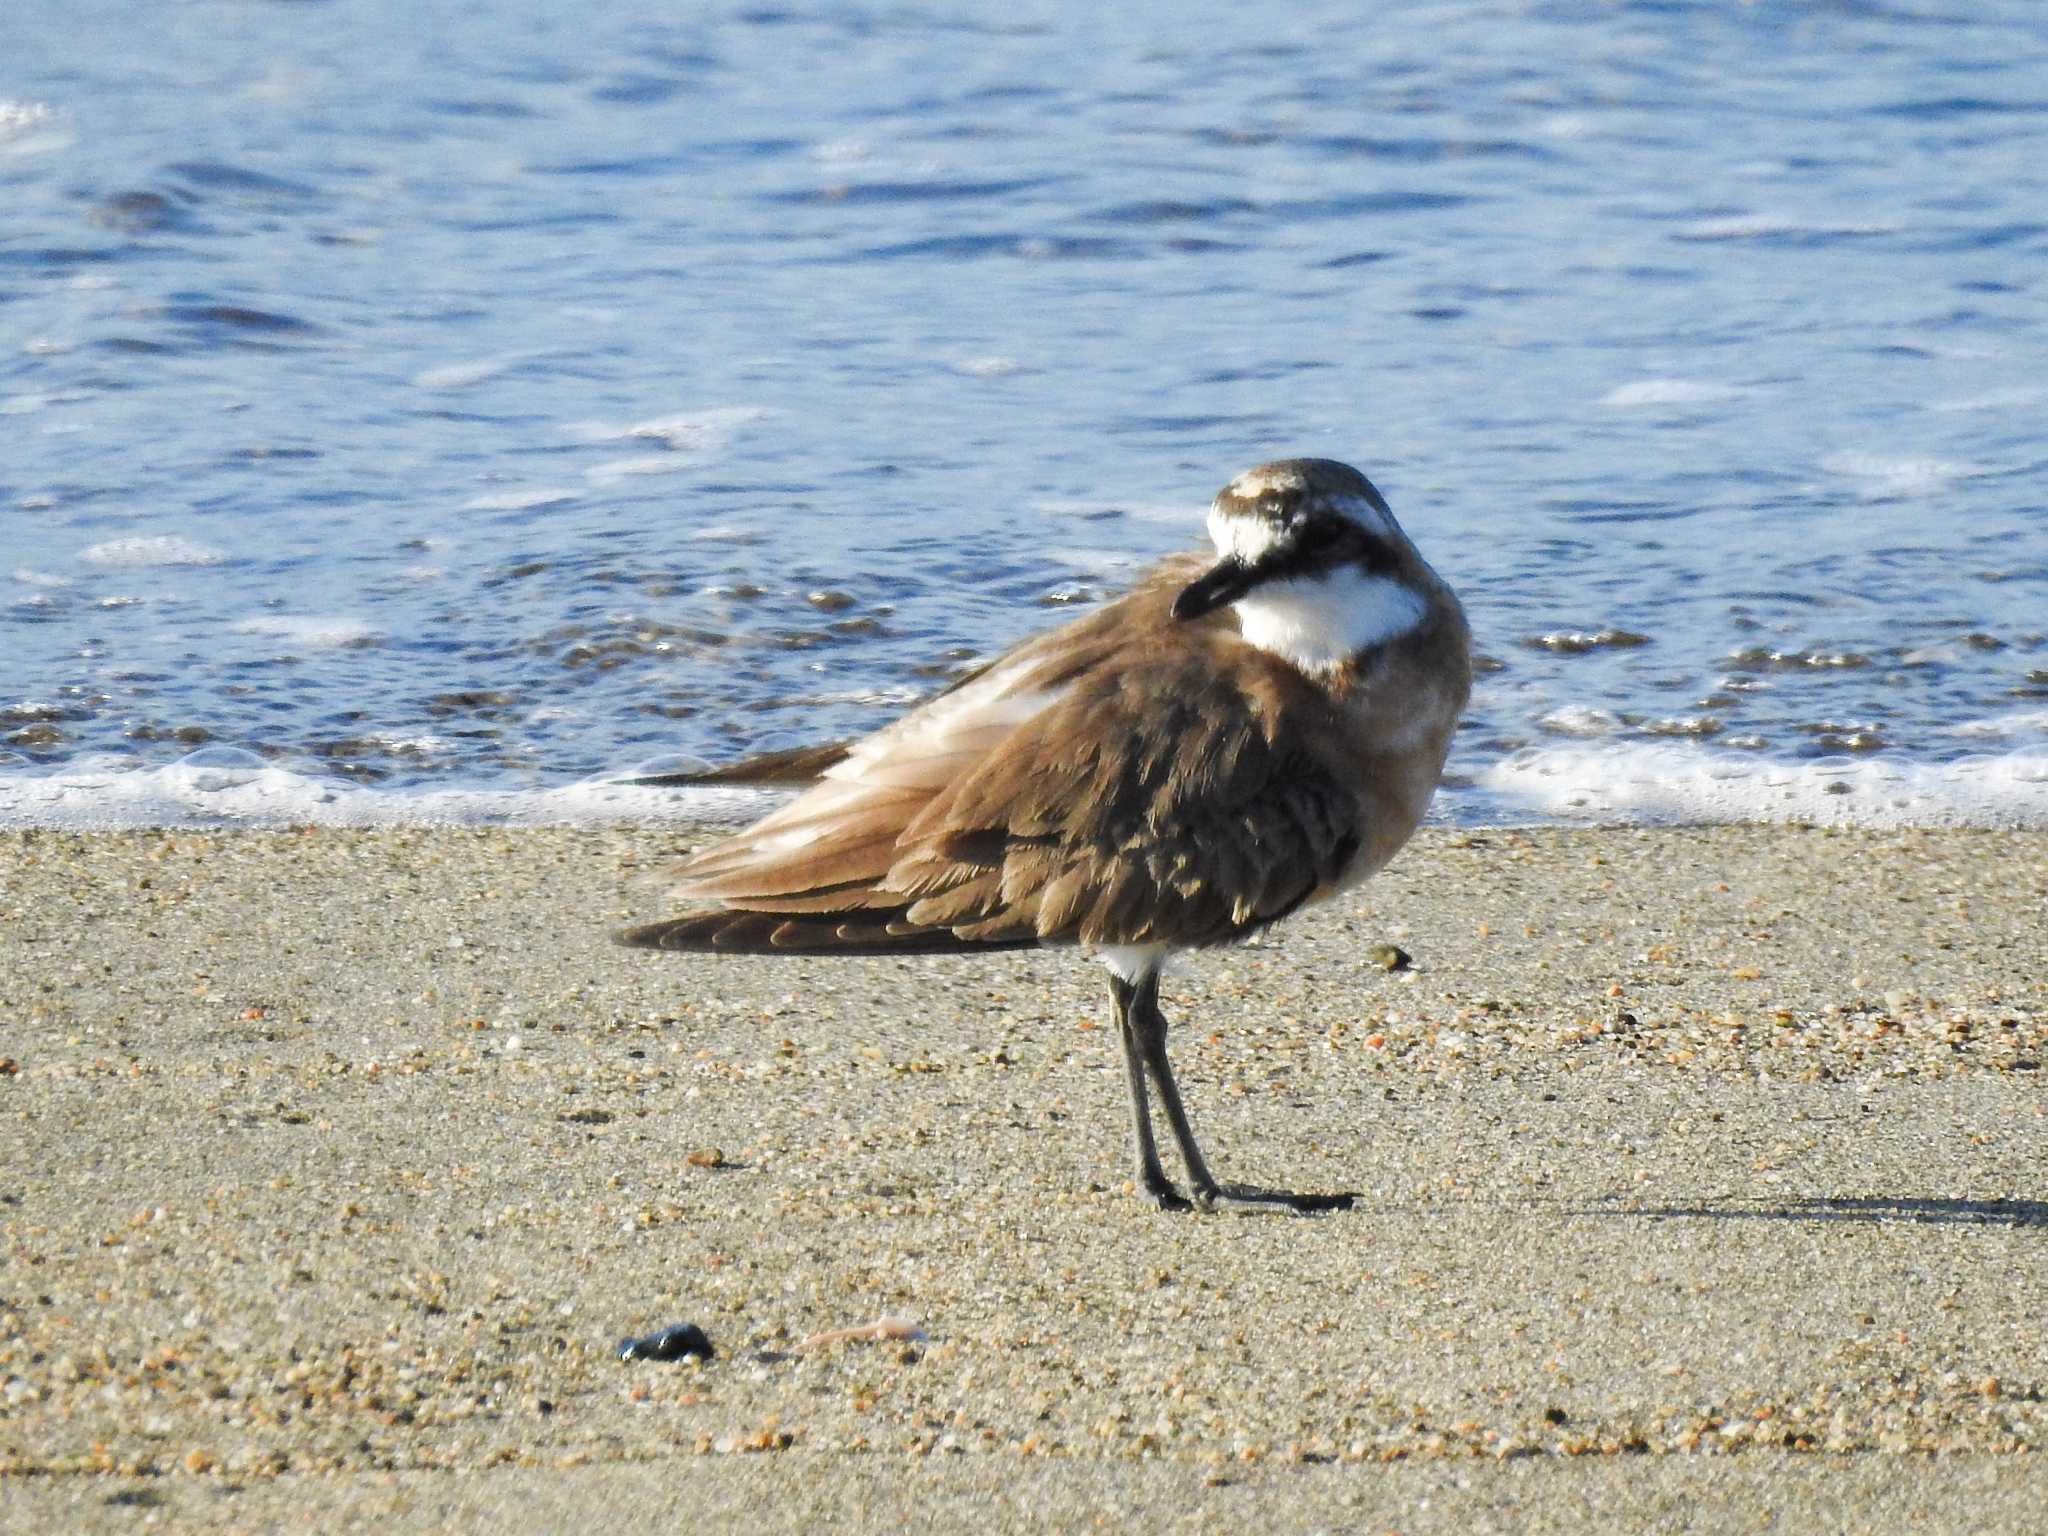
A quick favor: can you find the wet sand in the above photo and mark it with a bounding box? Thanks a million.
[2,824,2044,1532]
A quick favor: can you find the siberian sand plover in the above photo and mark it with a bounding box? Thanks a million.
[621,459,1470,1212]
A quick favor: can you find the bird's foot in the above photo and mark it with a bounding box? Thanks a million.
[1139,1172,1194,1212]
[1194,1183,1356,1215]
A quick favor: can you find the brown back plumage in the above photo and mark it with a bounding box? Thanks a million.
[619,549,1464,958]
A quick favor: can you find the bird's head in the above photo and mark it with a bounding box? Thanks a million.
[1172,458,1418,626]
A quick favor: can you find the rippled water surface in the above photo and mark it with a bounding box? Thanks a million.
[6,1,2047,824]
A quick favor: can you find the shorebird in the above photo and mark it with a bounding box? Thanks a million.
[620,459,1470,1212]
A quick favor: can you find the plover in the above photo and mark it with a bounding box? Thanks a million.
[620,459,1470,1212]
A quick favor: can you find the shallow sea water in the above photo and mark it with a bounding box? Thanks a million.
[5,1,2047,826]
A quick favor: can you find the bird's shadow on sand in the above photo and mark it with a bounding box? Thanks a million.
[1579,1195,2048,1229]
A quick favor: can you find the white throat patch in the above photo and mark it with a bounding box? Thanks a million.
[1231,566,1427,673]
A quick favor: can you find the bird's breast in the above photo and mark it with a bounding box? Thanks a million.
[1323,631,1470,889]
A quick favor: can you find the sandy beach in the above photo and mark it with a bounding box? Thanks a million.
[2,823,2044,1532]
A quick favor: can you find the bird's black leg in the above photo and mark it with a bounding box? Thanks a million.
[1110,974,1190,1211]
[1128,971,1355,1215]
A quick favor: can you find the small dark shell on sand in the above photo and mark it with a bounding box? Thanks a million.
[618,1323,715,1363]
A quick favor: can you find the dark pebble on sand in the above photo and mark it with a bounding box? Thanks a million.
[618,1323,715,1363]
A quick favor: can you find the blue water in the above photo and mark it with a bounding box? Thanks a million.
[6,1,2047,826]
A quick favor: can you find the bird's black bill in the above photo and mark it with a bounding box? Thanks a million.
[1171,556,1261,621]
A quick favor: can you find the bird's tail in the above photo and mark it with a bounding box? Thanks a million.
[616,908,1040,957]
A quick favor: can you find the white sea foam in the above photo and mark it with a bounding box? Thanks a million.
[1473,743,2048,829]
[0,752,775,830]
[568,406,771,454]
[603,754,715,780]
[1820,452,1987,500]
[0,100,69,158]
[584,454,694,482]
[1675,215,1897,242]
[0,101,56,133]
[1599,379,1744,408]
[1535,705,1624,738]
[413,355,524,390]
[233,615,383,647]
[951,356,1023,378]
[461,487,581,512]
[80,536,226,568]
[784,686,924,710]
[344,733,453,756]
[7,744,2046,832]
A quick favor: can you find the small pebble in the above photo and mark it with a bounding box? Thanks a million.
[1366,943,1412,973]
[618,1323,715,1363]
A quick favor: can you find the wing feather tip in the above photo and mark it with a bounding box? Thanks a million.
[614,916,715,951]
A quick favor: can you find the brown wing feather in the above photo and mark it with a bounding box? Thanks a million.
[616,554,1366,957]
[681,823,907,900]
[618,741,853,787]
[885,626,1363,949]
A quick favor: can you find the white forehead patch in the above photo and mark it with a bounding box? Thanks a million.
[1232,568,1427,673]
[1206,490,1398,561]
[1206,506,1285,563]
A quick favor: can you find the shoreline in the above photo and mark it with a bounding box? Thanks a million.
[2,824,2044,1529]
[7,735,2048,836]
